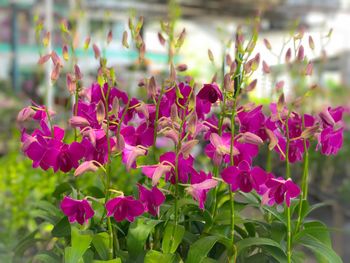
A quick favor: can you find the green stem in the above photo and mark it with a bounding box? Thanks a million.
[285,112,292,263]
[296,117,309,232]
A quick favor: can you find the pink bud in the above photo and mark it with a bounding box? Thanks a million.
[147,76,157,98]
[69,116,90,128]
[176,64,187,72]
[305,62,313,76]
[84,36,91,50]
[163,129,179,145]
[226,54,232,66]
[66,73,76,94]
[230,61,237,75]
[38,54,51,65]
[262,61,270,74]
[93,44,101,59]
[107,29,113,44]
[246,79,257,92]
[96,100,105,124]
[51,63,61,81]
[265,128,278,150]
[74,161,98,177]
[122,30,129,48]
[275,80,284,92]
[238,132,263,145]
[51,51,62,66]
[74,64,83,80]
[62,45,69,61]
[17,107,35,122]
[158,32,166,46]
[285,48,292,63]
[297,45,304,61]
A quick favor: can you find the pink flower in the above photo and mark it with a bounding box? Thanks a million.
[197,83,223,103]
[187,171,217,209]
[221,160,267,193]
[60,196,94,225]
[106,196,144,222]
[205,133,237,166]
[262,177,300,207]
[317,127,343,156]
[138,185,165,216]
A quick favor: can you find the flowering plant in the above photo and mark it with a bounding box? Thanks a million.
[17,15,346,263]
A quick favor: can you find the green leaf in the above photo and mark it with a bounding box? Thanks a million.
[186,236,220,263]
[294,221,331,246]
[299,235,342,263]
[162,222,185,253]
[93,259,122,263]
[13,229,40,256]
[261,206,286,225]
[33,251,61,263]
[236,237,285,257]
[65,227,93,263]
[53,182,72,198]
[244,222,256,237]
[127,217,162,257]
[92,232,110,260]
[262,246,287,263]
[52,216,71,237]
[144,250,177,263]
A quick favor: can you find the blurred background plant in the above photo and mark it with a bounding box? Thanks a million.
[0,0,349,262]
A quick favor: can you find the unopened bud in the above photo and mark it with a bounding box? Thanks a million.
[238,132,263,145]
[17,107,35,122]
[180,140,198,159]
[74,161,98,177]
[74,64,82,80]
[84,36,91,50]
[230,61,237,75]
[122,30,129,48]
[208,49,214,62]
[38,54,51,65]
[107,29,113,44]
[305,62,313,76]
[93,44,101,59]
[66,73,76,94]
[262,60,270,74]
[265,128,278,150]
[176,64,187,72]
[62,45,69,61]
[297,45,304,61]
[224,73,233,92]
[246,79,257,92]
[263,38,272,50]
[285,48,292,63]
[158,32,166,46]
[69,116,90,128]
[96,100,105,124]
[147,76,157,98]
[226,54,232,66]
[308,35,315,50]
[51,63,61,81]
[275,80,284,92]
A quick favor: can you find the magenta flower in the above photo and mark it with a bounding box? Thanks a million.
[60,196,94,225]
[106,196,144,222]
[121,144,147,170]
[262,177,300,207]
[237,105,267,140]
[221,160,267,193]
[138,185,165,216]
[187,171,217,209]
[121,122,154,147]
[205,133,237,166]
[317,127,343,156]
[197,83,223,103]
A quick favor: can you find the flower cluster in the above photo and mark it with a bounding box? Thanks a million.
[18,78,346,225]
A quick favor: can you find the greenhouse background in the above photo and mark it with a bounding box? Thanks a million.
[0,0,350,262]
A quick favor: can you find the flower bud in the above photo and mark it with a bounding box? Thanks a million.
[38,54,51,65]
[297,45,304,61]
[147,76,157,98]
[208,49,214,62]
[69,116,90,128]
[17,107,35,122]
[84,36,91,50]
[74,64,83,80]
[308,35,315,50]
[62,45,69,61]
[158,32,166,46]
[122,30,129,48]
[93,44,101,59]
[275,80,284,92]
[224,73,234,92]
[51,63,61,82]
[230,61,237,75]
[262,61,270,74]
[66,73,76,94]
[246,79,257,92]
[74,161,98,177]
[176,64,188,72]
[305,62,313,76]
[107,29,113,44]
[265,128,278,150]
[285,48,292,63]
[238,132,263,145]
[263,38,272,50]
[96,100,105,124]
[226,54,232,66]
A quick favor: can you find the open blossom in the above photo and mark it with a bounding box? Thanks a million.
[187,171,217,209]
[121,144,147,170]
[237,105,267,140]
[21,121,85,172]
[106,196,144,222]
[60,196,94,225]
[121,123,154,147]
[138,185,165,216]
[317,106,345,156]
[262,177,300,207]
[197,83,223,103]
[221,160,267,193]
[318,127,343,156]
[205,133,238,166]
